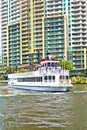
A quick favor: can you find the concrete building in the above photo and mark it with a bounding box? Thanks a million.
[1,0,68,69]
[71,0,87,74]
[1,0,87,74]
[1,0,30,68]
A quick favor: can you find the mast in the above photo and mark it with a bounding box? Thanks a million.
[63,56,66,84]
[46,51,49,60]
[37,50,40,64]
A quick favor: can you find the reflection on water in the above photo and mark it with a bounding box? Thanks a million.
[0,83,87,130]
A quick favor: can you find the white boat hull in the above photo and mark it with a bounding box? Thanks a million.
[9,85,72,92]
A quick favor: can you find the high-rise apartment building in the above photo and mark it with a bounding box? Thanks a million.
[1,0,30,68]
[1,0,87,74]
[1,0,21,68]
[28,0,68,63]
[71,0,87,73]
[62,0,87,73]
[1,0,7,68]
[1,0,68,68]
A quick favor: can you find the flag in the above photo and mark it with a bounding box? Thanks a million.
[62,56,66,60]
[49,55,56,59]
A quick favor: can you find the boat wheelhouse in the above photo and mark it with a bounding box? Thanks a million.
[8,59,72,92]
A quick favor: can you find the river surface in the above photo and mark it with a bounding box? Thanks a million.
[0,83,87,130]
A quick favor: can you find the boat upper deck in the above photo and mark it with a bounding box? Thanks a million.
[8,59,70,78]
[40,60,59,67]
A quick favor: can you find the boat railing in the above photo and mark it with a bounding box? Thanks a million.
[39,67,61,74]
[38,67,69,75]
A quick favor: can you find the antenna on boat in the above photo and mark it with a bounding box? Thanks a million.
[46,51,49,60]
[62,56,66,84]
[37,50,40,64]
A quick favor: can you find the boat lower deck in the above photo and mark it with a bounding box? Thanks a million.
[9,85,72,92]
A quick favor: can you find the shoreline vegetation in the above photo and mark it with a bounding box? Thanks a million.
[71,76,87,84]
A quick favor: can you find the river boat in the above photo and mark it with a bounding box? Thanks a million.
[8,59,73,92]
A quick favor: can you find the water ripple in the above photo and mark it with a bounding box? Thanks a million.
[0,84,87,130]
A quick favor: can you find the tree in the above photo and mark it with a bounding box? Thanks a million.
[0,75,4,81]
[59,60,72,70]
[78,72,86,77]
[17,68,29,73]
[5,66,12,74]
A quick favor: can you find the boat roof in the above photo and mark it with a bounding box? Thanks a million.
[17,59,59,68]
[18,63,36,69]
[40,59,59,64]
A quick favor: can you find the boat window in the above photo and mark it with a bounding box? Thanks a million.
[44,76,47,81]
[48,62,50,67]
[17,78,23,82]
[60,76,62,79]
[54,63,56,67]
[53,76,55,80]
[51,62,56,67]
[60,76,68,79]
[38,77,43,82]
[45,63,46,67]
[50,62,59,67]
[66,76,69,79]
[60,76,64,79]
[49,76,51,80]
[51,63,53,67]
[17,77,42,82]
[40,77,42,82]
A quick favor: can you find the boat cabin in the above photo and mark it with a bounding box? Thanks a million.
[40,60,59,68]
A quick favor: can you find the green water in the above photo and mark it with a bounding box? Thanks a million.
[0,83,87,130]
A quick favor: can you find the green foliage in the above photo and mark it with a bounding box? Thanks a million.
[0,76,4,81]
[71,76,87,84]
[12,66,17,72]
[59,60,72,70]
[17,68,29,73]
[75,77,83,83]
[5,66,29,74]
[5,66,12,74]
[78,72,86,77]
[69,71,73,77]
[71,77,77,83]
